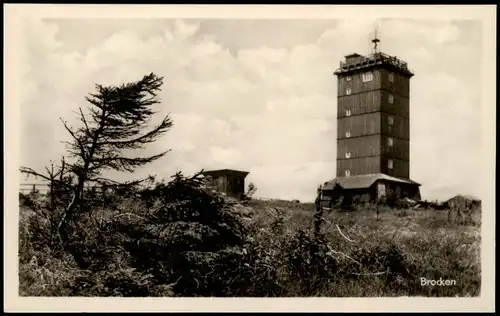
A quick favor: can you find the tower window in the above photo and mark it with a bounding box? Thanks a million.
[346,88,352,95]
[346,131,351,138]
[362,72,374,82]
[346,109,352,116]
[388,137,393,147]
[389,72,395,82]
[388,94,394,104]
[345,169,351,177]
[388,116,394,125]
[388,159,394,169]
[346,76,352,82]
[345,152,351,159]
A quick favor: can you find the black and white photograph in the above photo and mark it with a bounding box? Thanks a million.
[4,4,496,313]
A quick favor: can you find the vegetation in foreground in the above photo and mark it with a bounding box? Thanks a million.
[18,73,481,297]
[19,187,481,297]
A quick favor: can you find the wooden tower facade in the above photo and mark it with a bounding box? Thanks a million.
[334,51,413,179]
[323,33,421,202]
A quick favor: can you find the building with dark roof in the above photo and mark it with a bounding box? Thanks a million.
[202,169,249,200]
[322,34,421,204]
[445,194,482,211]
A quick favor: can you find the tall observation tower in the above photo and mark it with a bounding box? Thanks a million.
[323,30,421,202]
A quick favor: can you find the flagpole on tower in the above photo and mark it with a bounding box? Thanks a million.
[371,24,380,54]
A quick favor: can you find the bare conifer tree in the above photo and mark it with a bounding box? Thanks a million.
[21,73,173,241]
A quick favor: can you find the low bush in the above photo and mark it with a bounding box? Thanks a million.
[19,178,481,297]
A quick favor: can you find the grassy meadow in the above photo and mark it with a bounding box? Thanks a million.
[19,186,481,297]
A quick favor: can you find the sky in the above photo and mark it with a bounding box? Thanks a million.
[17,16,486,202]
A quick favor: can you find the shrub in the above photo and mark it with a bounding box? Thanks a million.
[19,176,481,297]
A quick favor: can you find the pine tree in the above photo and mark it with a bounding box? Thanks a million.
[21,73,173,242]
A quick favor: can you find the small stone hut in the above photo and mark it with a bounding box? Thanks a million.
[202,169,249,200]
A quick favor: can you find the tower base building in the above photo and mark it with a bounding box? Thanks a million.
[322,173,421,205]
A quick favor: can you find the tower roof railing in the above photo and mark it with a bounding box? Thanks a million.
[337,52,412,75]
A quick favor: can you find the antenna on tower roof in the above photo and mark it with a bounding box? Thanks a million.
[371,25,380,54]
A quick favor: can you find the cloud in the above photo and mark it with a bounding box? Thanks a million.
[19,18,483,202]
